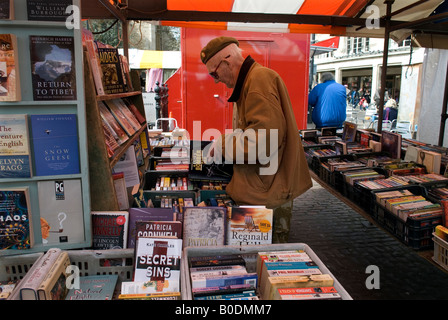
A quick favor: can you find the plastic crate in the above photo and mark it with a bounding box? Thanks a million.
[181,243,352,300]
[433,233,448,272]
[0,249,135,283]
[370,186,441,250]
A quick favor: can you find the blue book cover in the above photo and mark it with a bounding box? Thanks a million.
[65,275,118,300]
[30,114,80,176]
[0,114,32,178]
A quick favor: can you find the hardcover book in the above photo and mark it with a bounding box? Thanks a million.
[104,100,136,136]
[91,211,129,249]
[65,275,118,300]
[226,206,273,246]
[0,34,20,101]
[0,187,33,250]
[97,47,126,95]
[110,99,141,131]
[381,130,402,160]
[0,114,32,178]
[37,251,71,300]
[85,40,105,95]
[133,237,182,293]
[30,114,80,176]
[135,221,182,244]
[38,179,84,244]
[127,207,176,248]
[19,248,62,300]
[0,0,13,20]
[26,0,72,21]
[341,121,357,142]
[183,206,226,248]
[29,35,76,100]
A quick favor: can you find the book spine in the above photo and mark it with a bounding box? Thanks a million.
[37,251,70,300]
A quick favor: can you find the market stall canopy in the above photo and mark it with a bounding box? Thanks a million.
[311,36,339,56]
[119,49,181,69]
[81,0,448,47]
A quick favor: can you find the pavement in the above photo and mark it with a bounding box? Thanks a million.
[288,172,448,300]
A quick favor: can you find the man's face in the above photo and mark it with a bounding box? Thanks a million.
[207,55,234,89]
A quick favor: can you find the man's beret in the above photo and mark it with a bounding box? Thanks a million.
[200,36,239,64]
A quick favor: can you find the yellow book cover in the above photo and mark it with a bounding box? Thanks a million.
[264,274,334,300]
[37,251,71,300]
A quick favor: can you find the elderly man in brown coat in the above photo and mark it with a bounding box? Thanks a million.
[201,36,312,243]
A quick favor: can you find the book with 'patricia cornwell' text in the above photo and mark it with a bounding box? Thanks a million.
[29,35,76,101]
[30,114,80,176]
[182,206,226,248]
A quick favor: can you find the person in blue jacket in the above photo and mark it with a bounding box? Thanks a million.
[308,72,347,128]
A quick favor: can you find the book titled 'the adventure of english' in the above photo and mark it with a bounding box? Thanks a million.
[29,35,76,101]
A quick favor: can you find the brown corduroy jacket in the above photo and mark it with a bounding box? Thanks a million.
[219,56,312,208]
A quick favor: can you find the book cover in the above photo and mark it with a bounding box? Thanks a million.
[91,211,129,249]
[124,99,146,124]
[381,130,402,159]
[104,100,136,136]
[38,179,84,245]
[127,207,176,248]
[112,146,140,187]
[27,0,72,21]
[0,0,13,20]
[0,114,32,178]
[30,114,80,176]
[417,149,442,174]
[29,35,76,100]
[19,248,62,300]
[112,172,129,210]
[0,187,33,250]
[135,221,182,244]
[97,47,126,95]
[263,274,334,300]
[342,121,357,142]
[98,101,128,145]
[85,39,105,95]
[37,251,71,300]
[133,237,182,293]
[0,34,20,101]
[65,275,118,300]
[111,99,141,130]
[226,206,273,246]
[183,206,226,248]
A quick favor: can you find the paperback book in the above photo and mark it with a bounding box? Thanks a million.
[132,237,182,293]
[0,0,13,20]
[38,179,84,245]
[182,206,226,248]
[29,35,76,100]
[0,187,33,250]
[91,211,129,249]
[0,34,20,101]
[97,47,126,95]
[37,251,71,300]
[0,114,32,178]
[65,275,118,300]
[127,207,176,248]
[26,0,72,21]
[30,114,80,176]
[226,206,273,245]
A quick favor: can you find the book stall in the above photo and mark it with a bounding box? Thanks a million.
[3,0,448,305]
[301,122,448,252]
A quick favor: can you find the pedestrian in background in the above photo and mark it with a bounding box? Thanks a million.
[308,72,347,128]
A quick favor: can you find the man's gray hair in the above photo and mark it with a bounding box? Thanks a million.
[321,72,335,83]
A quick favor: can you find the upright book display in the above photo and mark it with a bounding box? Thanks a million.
[0,0,91,256]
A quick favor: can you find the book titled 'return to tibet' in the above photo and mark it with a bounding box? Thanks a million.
[26,0,72,21]
[0,34,20,101]
[38,179,84,245]
[0,187,34,250]
[0,114,32,178]
[91,211,129,250]
[30,114,80,176]
[29,35,76,101]
[226,206,273,246]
